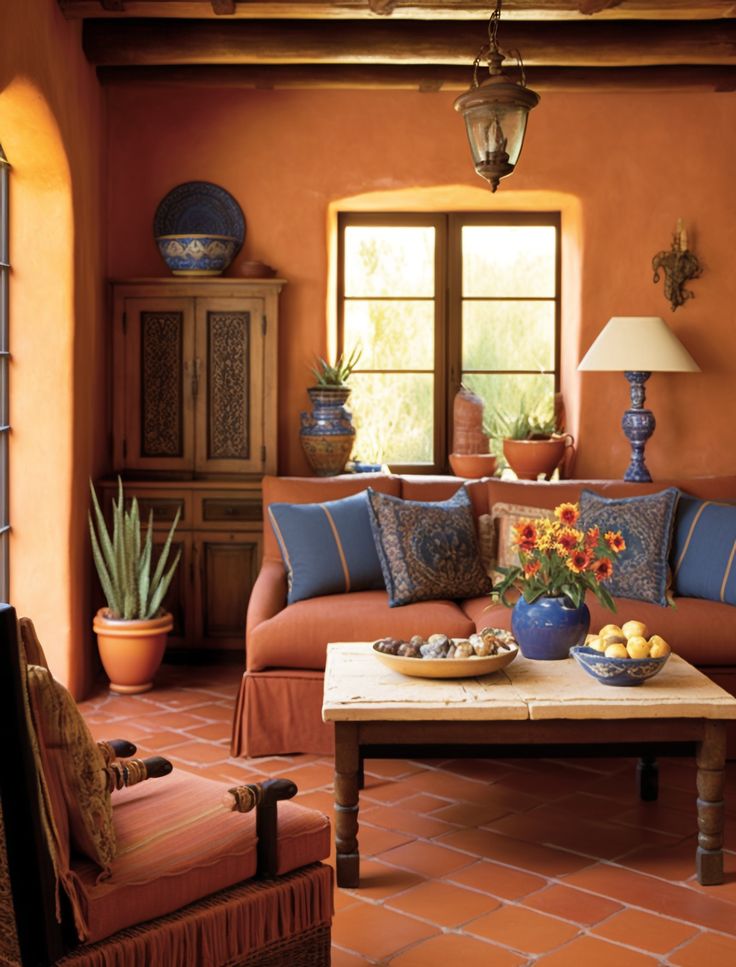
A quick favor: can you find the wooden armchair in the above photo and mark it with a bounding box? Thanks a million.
[0,604,332,966]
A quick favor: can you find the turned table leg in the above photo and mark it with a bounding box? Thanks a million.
[334,722,360,888]
[696,720,726,886]
[637,755,659,801]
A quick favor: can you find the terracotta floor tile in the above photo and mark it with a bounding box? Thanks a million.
[431,800,514,827]
[378,840,475,878]
[592,908,699,954]
[562,863,736,935]
[126,710,213,730]
[551,791,636,823]
[362,804,455,840]
[615,801,700,838]
[245,755,299,774]
[294,790,335,814]
[440,758,521,783]
[394,793,448,813]
[447,859,547,900]
[523,883,622,925]
[364,759,428,780]
[359,824,415,857]
[616,836,703,882]
[331,901,439,960]
[386,879,501,927]
[404,769,508,804]
[281,761,335,790]
[184,720,234,742]
[388,932,526,967]
[328,946,370,966]
[669,931,736,966]
[534,935,660,966]
[164,740,231,765]
[360,776,409,804]
[180,701,234,721]
[467,904,580,954]
[146,687,225,709]
[342,858,425,899]
[437,827,595,878]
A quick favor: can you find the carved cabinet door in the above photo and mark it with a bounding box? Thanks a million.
[119,297,196,475]
[193,529,263,649]
[193,298,265,475]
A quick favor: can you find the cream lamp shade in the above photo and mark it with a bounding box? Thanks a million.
[578,316,699,483]
[578,316,700,373]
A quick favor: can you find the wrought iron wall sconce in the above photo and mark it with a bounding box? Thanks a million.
[652,219,702,311]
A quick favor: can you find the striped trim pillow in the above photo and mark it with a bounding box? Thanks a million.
[672,495,736,605]
[268,491,385,604]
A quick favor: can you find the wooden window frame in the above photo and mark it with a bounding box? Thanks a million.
[338,211,561,475]
[0,145,9,599]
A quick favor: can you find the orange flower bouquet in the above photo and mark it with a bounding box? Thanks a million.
[494,502,625,611]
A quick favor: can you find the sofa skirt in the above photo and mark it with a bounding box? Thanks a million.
[231,669,334,758]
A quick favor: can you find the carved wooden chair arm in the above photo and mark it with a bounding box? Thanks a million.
[104,755,173,793]
[97,739,138,764]
[223,778,298,878]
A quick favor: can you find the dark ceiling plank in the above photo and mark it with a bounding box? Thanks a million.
[83,18,736,67]
[58,1,736,22]
[96,62,736,91]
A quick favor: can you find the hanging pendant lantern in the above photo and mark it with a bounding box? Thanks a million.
[454,0,540,192]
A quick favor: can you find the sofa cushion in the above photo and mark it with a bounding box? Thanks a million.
[579,488,679,607]
[73,770,329,943]
[26,663,116,872]
[367,486,491,607]
[262,474,401,561]
[268,491,384,604]
[672,496,736,605]
[247,590,476,672]
[465,595,736,667]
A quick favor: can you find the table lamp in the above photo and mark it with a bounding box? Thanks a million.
[578,316,700,482]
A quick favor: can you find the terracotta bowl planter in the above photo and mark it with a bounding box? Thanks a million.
[503,436,572,481]
[93,609,173,694]
[448,452,498,479]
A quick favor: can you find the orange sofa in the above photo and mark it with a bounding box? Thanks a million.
[231,473,736,758]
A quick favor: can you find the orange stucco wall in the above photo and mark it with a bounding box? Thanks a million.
[105,83,736,481]
[0,0,106,696]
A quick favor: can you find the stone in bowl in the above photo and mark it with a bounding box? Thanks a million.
[570,645,670,687]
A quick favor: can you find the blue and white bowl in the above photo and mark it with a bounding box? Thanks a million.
[155,233,239,276]
[570,645,670,686]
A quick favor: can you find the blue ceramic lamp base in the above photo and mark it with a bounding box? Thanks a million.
[622,371,654,483]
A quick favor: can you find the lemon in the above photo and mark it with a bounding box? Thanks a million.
[626,636,650,659]
[604,643,628,659]
[649,635,671,658]
[587,637,607,653]
[599,623,623,639]
[622,619,648,640]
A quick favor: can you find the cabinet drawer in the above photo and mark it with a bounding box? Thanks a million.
[197,496,262,527]
[100,486,191,530]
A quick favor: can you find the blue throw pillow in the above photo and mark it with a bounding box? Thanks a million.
[268,491,385,604]
[366,486,491,608]
[672,495,736,605]
[579,488,679,607]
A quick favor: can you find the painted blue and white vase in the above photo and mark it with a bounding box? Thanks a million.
[300,386,356,477]
[511,595,591,661]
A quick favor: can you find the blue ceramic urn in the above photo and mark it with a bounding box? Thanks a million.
[511,595,591,661]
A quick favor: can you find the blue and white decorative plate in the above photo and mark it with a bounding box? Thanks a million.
[153,181,245,247]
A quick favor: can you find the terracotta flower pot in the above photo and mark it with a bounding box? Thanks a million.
[503,435,573,481]
[93,609,173,694]
[448,452,498,479]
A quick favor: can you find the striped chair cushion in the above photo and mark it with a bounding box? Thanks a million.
[268,491,385,604]
[73,770,330,943]
[672,495,736,605]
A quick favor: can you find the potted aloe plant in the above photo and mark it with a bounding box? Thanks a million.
[490,396,573,481]
[89,478,181,694]
[301,347,362,476]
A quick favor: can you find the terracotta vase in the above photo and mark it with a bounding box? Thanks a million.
[503,435,574,481]
[93,609,173,694]
[300,386,356,476]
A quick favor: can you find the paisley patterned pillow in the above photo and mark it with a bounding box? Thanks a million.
[579,487,680,607]
[367,486,491,607]
[26,664,116,871]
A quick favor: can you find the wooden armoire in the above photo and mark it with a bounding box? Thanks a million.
[102,277,284,655]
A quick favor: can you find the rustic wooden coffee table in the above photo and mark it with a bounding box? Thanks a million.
[322,642,736,889]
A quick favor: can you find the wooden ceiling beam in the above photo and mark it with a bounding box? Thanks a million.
[83,18,736,67]
[58,1,736,22]
[96,62,736,91]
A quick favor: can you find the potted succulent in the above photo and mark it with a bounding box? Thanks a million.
[300,347,362,476]
[89,478,181,694]
[490,397,573,481]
